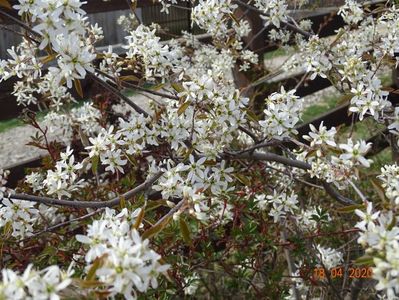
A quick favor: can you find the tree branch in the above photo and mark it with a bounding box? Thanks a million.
[9,171,164,208]
[224,151,356,205]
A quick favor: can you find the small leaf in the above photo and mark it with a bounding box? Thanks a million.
[171,83,184,93]
[229,13,240,25]
[75,279,103,288]
[74,79,83,98]
[142,216,171,240]
[120,75,139,82]
[133,207,145,229]
[0,0,11,9]
[196,113,208,120]
[179,219,192,245]
[370,178,387,203]
[86,255,106,281]
[41,54,57,64]
[78,127,90,147]
[146,199,168,211]
[91,156,99,174]
[120,195,126,209]
[234,174,251,186]
[246,109,259,122]
[336,204,365,213]
[177,101,190,116]
[151,83,165,91]
[354,255,374,266]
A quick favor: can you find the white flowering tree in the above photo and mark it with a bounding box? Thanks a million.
[1,0,399,298]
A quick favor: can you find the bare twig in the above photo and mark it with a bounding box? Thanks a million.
[280,224,301,300]
[88,72,151,117]
[22,208,105,242]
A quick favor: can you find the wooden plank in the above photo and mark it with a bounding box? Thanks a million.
[5,155,45,188]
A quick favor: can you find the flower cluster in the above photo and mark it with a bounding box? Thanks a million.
[315,245,343,270]
[259,87,302,139]
[338,0,364,25]
[76,208,169,299]
[41,147,84,199]
[379,164,399,207]
[124,24,183,82]
[254,0,288,28]
[0,264,73,300]
[152,157,234,220]
[191,0,237,38]
[255,191,299,222]
[14,0,97,88]
[43,102,102,144]
[0,169,61,239]
[355,200,399,299]
[301,122,372,187]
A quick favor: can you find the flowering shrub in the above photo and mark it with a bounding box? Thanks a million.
[1,0,399,298]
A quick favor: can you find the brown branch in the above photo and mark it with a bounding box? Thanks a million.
[9,171,164,208]
[224,151,356,205]
[0,9,41,38]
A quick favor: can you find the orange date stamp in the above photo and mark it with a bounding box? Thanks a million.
[300,266,373,280]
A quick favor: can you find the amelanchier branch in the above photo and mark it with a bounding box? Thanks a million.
[224,151,357,205]
[21,208,105,242]
[9,148,356,208]
[9,171,164,208]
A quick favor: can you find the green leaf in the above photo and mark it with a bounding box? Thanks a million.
[142,216,171,240]
[354,255,374,266]
[75,279,103,288]
[86,255,107,281]
[171,83,184,93]
[336,204,365,213]
[151,83,165,91]
[146,199,168,211]
[234,174,251,186]
[41,54,57,64]
[91,156,99,174]
[120,195,126,209]
[120,75,139,82]
[133,207,145,229]
[246,109,259,122]
[179,219,192,245]
[74,79,83,98]
[177,101,190,116]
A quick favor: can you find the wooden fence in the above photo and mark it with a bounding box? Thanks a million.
[0,0,394,187]
[0,0,191,58]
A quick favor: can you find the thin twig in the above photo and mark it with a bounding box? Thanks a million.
[281,224,301,300]
[95,68,179,100]
[22,208,105,242]
[232,0,312,38]
[88,72,151,117]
